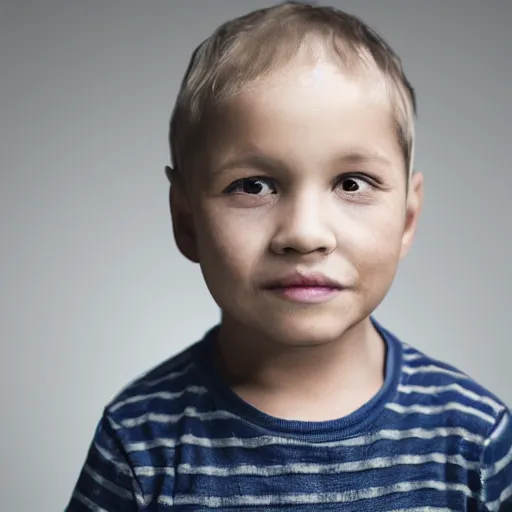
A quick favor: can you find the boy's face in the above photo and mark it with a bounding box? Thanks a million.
[170,60,423,347]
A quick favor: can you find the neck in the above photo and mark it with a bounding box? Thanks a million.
[215,315,386,421]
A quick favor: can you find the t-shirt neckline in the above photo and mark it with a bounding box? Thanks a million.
[192,316,402,442]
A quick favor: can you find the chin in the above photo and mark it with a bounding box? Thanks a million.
[257,310,364,347]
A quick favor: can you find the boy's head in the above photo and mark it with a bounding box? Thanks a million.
[170,1,417,182]
[167,1,423,347]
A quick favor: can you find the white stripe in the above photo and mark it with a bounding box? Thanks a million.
[94,442,133,476]
[112,355,193,399]
[486,481,512,511]
[398,383,503,413]
[386,401,495,424]
[134,466,175,477]
[388,509,454,512]
[127,437,175,452]
[107,417,124,430]
[391,507,452,512]
[482,443,512,481]
[125,426,485,453]
[72,490,109,512]
[485,412,510,447]
[173,480,475,506]
[83,464,134,501]
[157,494,174,506]
[482,414,512,479]
[109,385,208,413]
[403,364,469,380]
[114,407,237,429]
[140,362,194,388]
[178,452,479,477]
[366,426,485,445]
[402,353,424,362]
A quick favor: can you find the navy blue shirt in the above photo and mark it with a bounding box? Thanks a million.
[66,320,512,511]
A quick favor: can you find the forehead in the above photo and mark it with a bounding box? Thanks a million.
[203,61,402,173]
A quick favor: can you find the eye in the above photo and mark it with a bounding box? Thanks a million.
[224,177,277,196]
[335,174,372,193]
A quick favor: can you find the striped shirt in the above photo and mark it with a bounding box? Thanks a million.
[66,319,512,511]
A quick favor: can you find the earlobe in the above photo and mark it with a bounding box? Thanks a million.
[400,171,424,259]
[167,166,200,264]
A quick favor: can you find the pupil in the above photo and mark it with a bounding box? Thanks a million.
[343,179,358,192]
[244,180,264,194]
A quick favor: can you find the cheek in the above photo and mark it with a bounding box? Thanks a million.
[342,204,405,277]
[195,205,268,280]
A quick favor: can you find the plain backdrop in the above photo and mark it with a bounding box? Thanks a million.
[1,1,511,510]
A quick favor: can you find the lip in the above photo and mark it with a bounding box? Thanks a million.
[263,271,343,304]
[264,271,343,289]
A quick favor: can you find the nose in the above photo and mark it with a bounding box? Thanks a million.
[270,191,337,256]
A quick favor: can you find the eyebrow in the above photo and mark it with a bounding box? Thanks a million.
[213,153,285,176]
[333,150,393,167]
[213,149,392,176]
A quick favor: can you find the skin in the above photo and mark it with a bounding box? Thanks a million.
[167,59,423,421]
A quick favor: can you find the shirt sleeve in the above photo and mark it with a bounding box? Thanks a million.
[65,412,144,511]
[480,408,512,512]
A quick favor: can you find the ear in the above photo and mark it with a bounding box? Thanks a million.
[166,166,200,264]
[400,171,424,259]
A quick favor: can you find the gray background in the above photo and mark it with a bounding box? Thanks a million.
[1,0,511,510]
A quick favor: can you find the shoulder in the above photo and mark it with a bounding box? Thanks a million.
[383,329,512,504]
[102,340,209,440]
[69,336,222,509]
[399,339,508,424]
[385,327,510,447]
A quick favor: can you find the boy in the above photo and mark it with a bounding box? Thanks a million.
[66,1,512,510]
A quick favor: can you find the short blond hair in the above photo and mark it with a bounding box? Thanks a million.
[169,1,417,178]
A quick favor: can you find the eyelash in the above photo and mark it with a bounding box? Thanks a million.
[223,173,379,195]
[224,177,276,195]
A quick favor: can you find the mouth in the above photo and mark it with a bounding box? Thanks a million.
[263,271,343,304]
